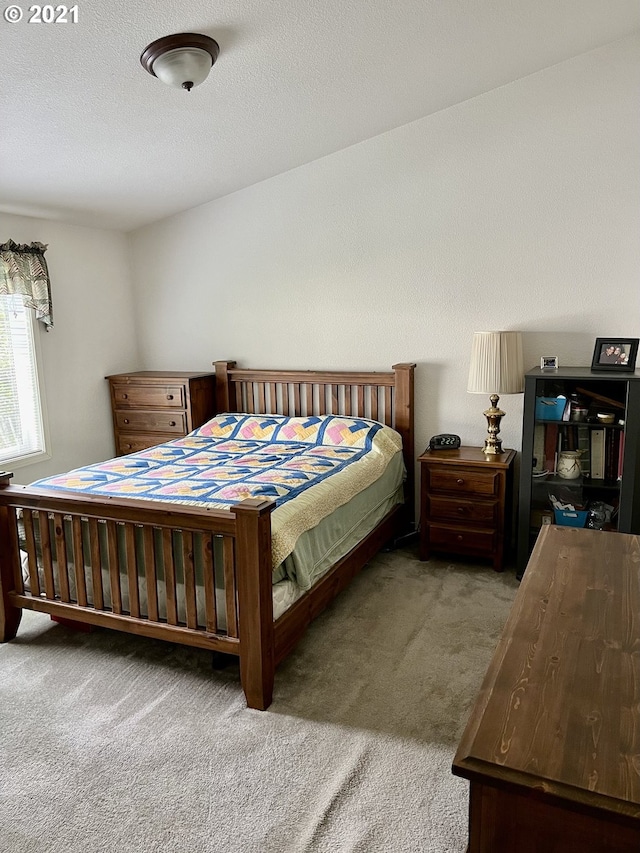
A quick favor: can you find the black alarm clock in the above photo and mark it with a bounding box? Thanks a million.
[429,433,461,450]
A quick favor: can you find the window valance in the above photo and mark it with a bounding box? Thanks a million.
[0,239,53,328]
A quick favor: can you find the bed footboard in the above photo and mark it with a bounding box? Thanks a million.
[0,474,276,710]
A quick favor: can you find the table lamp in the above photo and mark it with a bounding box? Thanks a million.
[467,330,524,454]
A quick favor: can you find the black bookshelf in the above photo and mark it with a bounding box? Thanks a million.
[517,367,640,579]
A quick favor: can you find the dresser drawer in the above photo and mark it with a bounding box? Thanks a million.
[428,524,496,556]
[428,495,498,526]
[111,383,185,409]
[427,466,499,497]
[116,434,175,455]
[114,410,186,434]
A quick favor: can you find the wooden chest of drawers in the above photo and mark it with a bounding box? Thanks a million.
[106,370,216,456]
[418,446,515,571]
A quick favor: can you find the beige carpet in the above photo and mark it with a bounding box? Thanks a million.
[0,547,518,853]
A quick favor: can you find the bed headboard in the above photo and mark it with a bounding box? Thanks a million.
[214,361,416,525]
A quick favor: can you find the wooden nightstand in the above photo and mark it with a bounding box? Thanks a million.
[418,446,516,571]
[106,370,216,456]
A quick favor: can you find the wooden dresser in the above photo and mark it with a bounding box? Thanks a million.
[453,525,640,852]
[106,370,216,456]
[418,446,515,571]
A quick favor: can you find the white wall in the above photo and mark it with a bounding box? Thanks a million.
[1,214,139,483]
[129,36,639,467]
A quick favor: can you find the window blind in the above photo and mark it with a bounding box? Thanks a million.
[0,294,46,465]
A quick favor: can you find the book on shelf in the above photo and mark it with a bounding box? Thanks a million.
[590,428,606,480]
[561,425,579,451]
[605,428,621,482]
[533,424,545,472]
[577,426,590,477]
[618,430,625,480]
[543,423,559,473]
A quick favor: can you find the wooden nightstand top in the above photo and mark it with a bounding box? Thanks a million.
[418,446,516,468]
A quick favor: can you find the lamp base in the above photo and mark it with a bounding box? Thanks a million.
[482,394,505,455]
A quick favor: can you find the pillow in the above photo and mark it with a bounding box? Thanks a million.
[193,413,386,449]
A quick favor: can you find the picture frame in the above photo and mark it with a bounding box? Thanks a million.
[540,356,559,370]
[590,337,639,372]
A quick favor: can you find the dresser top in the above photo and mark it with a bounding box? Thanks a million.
[106,370,215,380]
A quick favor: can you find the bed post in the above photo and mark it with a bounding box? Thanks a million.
[214,360,236,413]
[392,363,416,529]
[232,497,276,710]
[0,473,22,642]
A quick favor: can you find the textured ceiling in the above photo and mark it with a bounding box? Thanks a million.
[1,0,639,232]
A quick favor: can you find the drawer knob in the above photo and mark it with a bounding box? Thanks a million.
[456,534,464,541]
[456,478,464,485]
[122,393,128,399]
[457,506,465,514]
[167,394,174,400]
[170,421,176,426]
[123,418,129,424]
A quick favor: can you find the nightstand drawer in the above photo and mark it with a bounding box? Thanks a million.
[428,524,496,555]
[427,466,499,497]
[111,383,185,409]
[115,410,186,434]
[428,495,498,525]
[116,434,175,455]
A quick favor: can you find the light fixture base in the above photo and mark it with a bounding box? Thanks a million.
[482,393,505,455]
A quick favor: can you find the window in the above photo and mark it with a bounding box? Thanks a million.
[0,294,47,467]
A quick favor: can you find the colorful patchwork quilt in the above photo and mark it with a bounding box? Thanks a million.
[32,414,404,568]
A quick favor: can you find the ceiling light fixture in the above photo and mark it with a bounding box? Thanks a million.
[140,33,220,91]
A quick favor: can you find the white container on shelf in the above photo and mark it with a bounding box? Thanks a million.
[557,450,582,479]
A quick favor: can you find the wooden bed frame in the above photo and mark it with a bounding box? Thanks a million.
[0,361,415,710]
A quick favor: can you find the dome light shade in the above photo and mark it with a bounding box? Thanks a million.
[141,33,220,91]
[152,47,212,89]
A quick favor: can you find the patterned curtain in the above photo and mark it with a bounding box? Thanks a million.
[0,239,53,328]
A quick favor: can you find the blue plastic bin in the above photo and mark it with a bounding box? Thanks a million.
[535,396,566,421]
[554,509,588,528]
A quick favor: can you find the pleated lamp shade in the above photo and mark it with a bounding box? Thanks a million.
[467,331,524,454]
[467,331,524,395]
